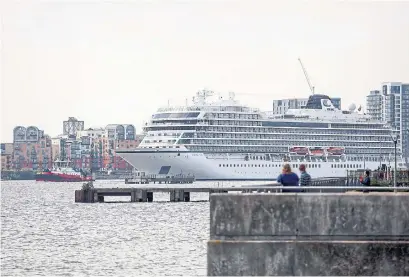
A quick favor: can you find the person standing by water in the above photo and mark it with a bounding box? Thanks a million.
[277,164,299,192]
[360,170,371,193]
[299,164,311,187]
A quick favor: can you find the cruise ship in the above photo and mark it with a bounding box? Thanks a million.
[116,90,405,180]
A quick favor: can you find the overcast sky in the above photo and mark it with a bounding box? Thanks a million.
[1,0,409,142]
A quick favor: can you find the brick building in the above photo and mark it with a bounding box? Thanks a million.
[1,143,13,171]
[12,126,53,170]
[8,121,142,172]
[78,124,142,171]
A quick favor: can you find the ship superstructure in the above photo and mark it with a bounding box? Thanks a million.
[116,90,405,180]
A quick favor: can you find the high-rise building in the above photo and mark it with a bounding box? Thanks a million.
[366,90,383,121]
[272,96,341,114]
[366,82,409,167]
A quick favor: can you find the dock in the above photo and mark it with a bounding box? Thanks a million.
[124,172,195,184]
[75,186,229,203]
[74,177,408,203]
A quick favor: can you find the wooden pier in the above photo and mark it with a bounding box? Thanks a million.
[74,177,400,203]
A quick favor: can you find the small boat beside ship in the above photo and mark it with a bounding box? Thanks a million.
[35,159,93,182]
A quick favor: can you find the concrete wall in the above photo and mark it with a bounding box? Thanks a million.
[208,193,409,276]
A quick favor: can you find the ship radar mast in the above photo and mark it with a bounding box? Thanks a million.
[193,89,214,105]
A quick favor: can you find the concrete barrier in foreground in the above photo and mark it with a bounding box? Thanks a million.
[207,193,409,276]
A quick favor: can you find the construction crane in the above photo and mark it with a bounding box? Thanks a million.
[298,57,315,95]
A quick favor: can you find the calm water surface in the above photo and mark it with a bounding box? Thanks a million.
[1,180,266,276]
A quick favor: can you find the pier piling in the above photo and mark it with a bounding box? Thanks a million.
[147,192,153,202]
[132,189,147,202]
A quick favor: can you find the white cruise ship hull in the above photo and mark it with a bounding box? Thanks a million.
[118,150,381,181]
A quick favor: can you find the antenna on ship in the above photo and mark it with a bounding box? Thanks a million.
[298,57,315,95]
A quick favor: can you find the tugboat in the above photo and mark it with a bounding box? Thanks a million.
[35,159,93,182]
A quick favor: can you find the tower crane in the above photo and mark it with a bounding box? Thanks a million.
[298,57,315,95]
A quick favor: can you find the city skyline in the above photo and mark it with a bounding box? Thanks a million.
[1,82,406,143]
[2,1,409,142]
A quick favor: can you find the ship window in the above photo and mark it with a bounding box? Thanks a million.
[319,164,321,168]
[152,112,200,119]
[219,164,221,167]
[262,121,328,128]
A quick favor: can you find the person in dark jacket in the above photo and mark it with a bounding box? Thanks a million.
[277,164,299,192]
[299,164,311,186]
[361,170,371,193]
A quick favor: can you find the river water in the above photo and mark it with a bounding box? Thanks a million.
[1,180,266,276]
